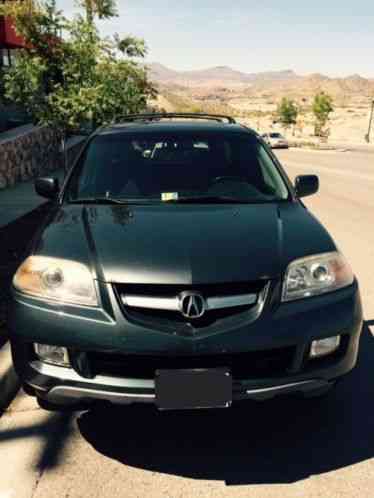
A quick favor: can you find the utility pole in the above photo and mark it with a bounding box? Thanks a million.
[365,99,374,143]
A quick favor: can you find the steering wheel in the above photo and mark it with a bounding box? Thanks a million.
[211,176,248,185]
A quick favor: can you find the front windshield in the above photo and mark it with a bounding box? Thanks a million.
[65,133,290,203]
[269,133,283,139]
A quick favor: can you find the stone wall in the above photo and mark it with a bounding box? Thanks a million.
[0,125,62,189]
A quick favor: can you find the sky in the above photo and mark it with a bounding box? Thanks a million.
[58,0,374,78]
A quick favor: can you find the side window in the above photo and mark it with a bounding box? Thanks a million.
[257,144,288,198]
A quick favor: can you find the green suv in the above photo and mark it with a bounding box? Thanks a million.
[9,113,363,411]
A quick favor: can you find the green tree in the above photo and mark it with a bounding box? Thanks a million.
[0,0,156,137]
[312,92,334,137]
[78,0,118,24]
[276,98,298,134]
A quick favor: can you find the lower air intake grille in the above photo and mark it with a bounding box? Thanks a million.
[88,347,295,381]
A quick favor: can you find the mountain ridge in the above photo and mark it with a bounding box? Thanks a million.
[147,63,374,90]
[147,62,300,85]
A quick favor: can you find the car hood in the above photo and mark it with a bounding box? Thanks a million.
[35,202,336,285]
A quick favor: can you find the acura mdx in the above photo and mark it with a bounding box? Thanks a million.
[9,113,363,411]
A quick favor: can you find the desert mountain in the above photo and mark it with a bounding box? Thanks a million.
[147,63,299,87]
[147,63,374,99]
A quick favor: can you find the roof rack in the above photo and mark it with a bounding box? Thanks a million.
[113,112,236,125]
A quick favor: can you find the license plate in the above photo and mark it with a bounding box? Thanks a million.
[155,368,232,410]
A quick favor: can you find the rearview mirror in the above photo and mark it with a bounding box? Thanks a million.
[35,177,60,200]
[295,175,319,198]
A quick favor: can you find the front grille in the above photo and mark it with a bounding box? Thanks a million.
[115,282,266,297]
[88,347,295,380]
[114,281,268,332]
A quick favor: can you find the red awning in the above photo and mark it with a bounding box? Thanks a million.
[0,16,28,49]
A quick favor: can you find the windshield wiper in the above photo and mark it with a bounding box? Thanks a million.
[67,197,157,205]
[67,196,277,205]
[165,195,269,204]
[67,197,127,205]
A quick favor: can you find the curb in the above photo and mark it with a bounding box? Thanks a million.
[0,342,20,411]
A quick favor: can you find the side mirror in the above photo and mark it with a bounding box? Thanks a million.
[295,175,319,198]
[35,177,59,200]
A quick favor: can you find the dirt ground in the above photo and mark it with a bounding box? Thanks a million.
[234,104,373,144]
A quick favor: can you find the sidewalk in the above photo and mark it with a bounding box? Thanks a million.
[288,137,374,154]
[0,168,65,229]
[0,133,85,229]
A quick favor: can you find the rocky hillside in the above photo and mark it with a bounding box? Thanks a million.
[147,63,374,101]
[148,63,299,87]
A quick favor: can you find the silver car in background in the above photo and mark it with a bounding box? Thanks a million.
[262,132,289,149]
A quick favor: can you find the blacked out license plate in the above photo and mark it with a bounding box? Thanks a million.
[155,368,232,410]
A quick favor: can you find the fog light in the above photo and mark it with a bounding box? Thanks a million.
[310,336,341,358]
[34,344,70,366]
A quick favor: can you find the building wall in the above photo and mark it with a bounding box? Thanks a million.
[0,125,62,189]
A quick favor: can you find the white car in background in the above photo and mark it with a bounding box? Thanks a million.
[262,132,289,149]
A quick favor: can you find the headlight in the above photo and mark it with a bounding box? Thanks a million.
[282,251,354,302]
[13,256,98,306]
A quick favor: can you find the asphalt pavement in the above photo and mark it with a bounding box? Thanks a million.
[1,148,374,498]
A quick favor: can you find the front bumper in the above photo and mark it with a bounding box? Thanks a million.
[9,280,363,406]
[27,360,332,404]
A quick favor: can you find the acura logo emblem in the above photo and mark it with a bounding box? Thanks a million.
[178,291,206,319]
